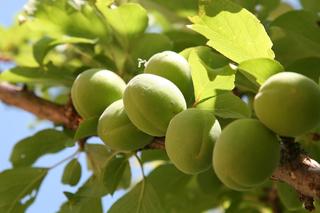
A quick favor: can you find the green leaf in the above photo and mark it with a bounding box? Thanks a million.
[300,0,320,13]
[59,176,106,213]
[33,36,96,65]
[287,57,320,83]
[196,91,251,119]
[0,64,75,86]
[74,117,99,140]
[102,154,129,195]
[188,50,236,103]
[62,159,82,186]
[271,10,320,65]
[141,150,169,164]
[10,129,73,167]
[102,3,148,48]
[108,180,164,213]
[165,30,207,52]
[238,58,284,87]
[190,0,275,63]
[85,144,114,176]
[148,164,192,197]
[0,168,47,213]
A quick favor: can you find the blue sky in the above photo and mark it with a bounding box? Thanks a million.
[0,0,301,212]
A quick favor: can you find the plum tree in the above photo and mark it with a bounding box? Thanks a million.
[71,69,126,119]
[166,109,221,174]
[213,119,280,191]
[276,182,303,211]
[254,72,320,137]
[144,51,194,105]
[97,99,153,151]
[123,74,186,136]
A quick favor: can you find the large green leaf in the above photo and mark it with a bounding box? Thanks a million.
[102,3,148,48]
[287,57,320,83]
[188,50,235,104]
[102,154,129,195]
[0,168,47,213]
[190,0,275,63]
[148,164,192,197]
[62,159,82,186]
[10,129,73,167]
[238,58,283,88]
[85,144,114,176]
[0,64,75,86]
[108,180,164,213]
[271,11,320,65]
[33,36,96,65]
[74,117,99,141]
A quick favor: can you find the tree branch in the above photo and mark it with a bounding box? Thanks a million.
[0,82,319,207]
[0,82,81,129]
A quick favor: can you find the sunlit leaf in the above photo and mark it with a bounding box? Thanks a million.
[190,0,275,63]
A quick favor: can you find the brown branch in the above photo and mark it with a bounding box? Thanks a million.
[0,82,81,129]
[0,82,320,207]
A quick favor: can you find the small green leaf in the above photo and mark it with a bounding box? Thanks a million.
[102,3,148,48]
[62,159,82,186]
[102,154,129,195]
[85,144,114,176]
[0,168,47,213]
[238,58,284,86]
[196,91,251,119]
[190,0,275,63]
[74,117,99,140]
[59,176,106,213]
[108,180,164,213]
[141,150,169,163]
[33,36,96,65]
[10,129,73,167]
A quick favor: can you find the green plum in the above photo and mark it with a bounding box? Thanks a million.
[123,74,186,136]
[213,119,280,191]
[166,109,221,174]
[71,69,126,119]
[144,51,194,105]
[254,72,320,137]
[97,100,153,151]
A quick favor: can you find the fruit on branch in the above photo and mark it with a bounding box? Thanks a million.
[166,109,221,174]
[123,74,187,136]
[276,182,303,211]
[97,99,153,151]
[213,119,280,191]
[254,72,320,137]
[144,51,194,104]
[71,69,126,119]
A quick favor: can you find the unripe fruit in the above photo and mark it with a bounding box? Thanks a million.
[254,72,320,137]
[144,51,194,104]
[213,119,280,191]
[276,182,303,211]
[123,74,187,136]
[97,100,153,151]
[71,69,126,119]
[166,109,221,174]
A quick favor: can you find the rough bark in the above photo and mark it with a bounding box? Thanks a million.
[0,82,319,205]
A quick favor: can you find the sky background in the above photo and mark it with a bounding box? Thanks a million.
[0,0,301,212]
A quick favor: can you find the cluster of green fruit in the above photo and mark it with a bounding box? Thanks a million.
[71,50,320,193]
